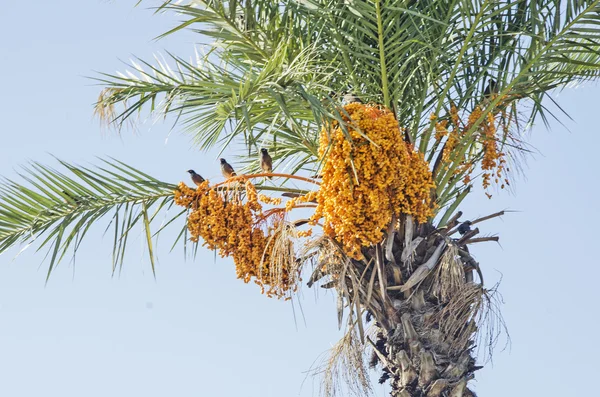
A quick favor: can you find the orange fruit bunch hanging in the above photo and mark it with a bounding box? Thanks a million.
[312,103,435,259]
[433,104,509,195]
[174,180,297,298]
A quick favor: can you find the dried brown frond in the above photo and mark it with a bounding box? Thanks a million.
[300,235,333,288]
[315,325,373,397]
[427,283,506,359]
[303,235,346,288]
[363,324,389,369]
[94,88,119,129]
[299,234,330,259]
[474,284,509,363]
[430,244,465,303]
[260,220,301,297]
[425,284,482,355]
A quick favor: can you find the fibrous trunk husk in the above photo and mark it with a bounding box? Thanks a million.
[309,212,503,397]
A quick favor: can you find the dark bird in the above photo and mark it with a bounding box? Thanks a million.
[483,79,498,99]
[260,148,273,179]
[457,221,472,236]
[187,169,205,186]
[220,158,237,179]
[342,92,363,105]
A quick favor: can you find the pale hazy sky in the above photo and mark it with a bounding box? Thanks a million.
[1,2,599,396]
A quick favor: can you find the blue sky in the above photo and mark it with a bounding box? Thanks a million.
[1,1,599,396]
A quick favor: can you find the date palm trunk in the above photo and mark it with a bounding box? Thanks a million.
[310,212,501,396]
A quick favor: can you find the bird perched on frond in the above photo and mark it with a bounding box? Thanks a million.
[187,170,205,186]
[260,148,273,179]
[483,79,498,100]
[458,221,472,236]
[220,158,237,179]
[342,92,363,105]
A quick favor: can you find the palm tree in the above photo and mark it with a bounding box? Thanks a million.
[2,1,600,396]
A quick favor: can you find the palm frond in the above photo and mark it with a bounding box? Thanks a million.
[97,42,336,166]
[101,0,600,201]
[0,159,183,279]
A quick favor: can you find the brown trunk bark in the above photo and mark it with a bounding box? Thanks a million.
[312,213,500,396]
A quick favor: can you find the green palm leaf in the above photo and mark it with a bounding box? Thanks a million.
[28,0,599,273]
[102,1,600,176]
[0,159,182,279]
